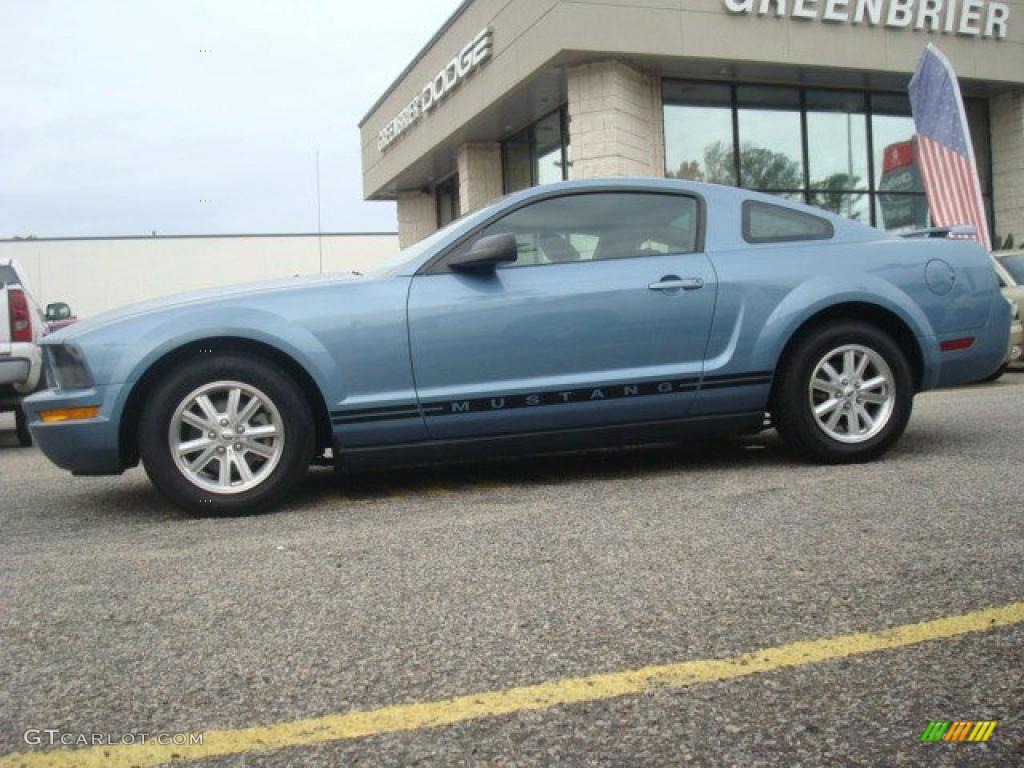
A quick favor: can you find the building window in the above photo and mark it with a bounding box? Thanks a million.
[806,90,870,224]
[503,129,532,193]
[501,107,570,194]
[736,86,804,192]
[871,93,926,231]
[435,175,460,228]
[662,83,735,185]
[663,80,993,235]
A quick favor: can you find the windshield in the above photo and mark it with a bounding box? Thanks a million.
[0,264,20,286]
[366,199,505,277]
[999,254,1024,285]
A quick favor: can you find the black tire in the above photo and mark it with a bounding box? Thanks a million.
[982,364,1008,383]
[772,321,914,464]
[138,353,315,514]
[15,406,32,447]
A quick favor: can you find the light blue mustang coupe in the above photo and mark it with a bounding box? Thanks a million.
[26,180,1009,513]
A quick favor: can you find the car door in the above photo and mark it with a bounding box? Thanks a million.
[406,189,717,440]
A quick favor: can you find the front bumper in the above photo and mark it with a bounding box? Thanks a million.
[23,384,125,475]
[0,356,31,386]
[0,343,42,392]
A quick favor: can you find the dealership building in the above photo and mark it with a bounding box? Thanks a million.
[360,0,1024,249]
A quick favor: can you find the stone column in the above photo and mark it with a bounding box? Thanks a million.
[991,89,1024,246]
[566,60,665,180]
[457,142,504,214]
[396,190,436,248]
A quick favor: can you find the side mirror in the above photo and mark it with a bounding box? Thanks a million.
[45,302,71,321]
[448,233,518,273]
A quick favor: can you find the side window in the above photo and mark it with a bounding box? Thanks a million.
[444,192,700,270]
[742,200,834,244]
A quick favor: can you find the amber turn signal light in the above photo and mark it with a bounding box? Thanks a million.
[39,406,100,423]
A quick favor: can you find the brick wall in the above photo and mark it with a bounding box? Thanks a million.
[567,61,664,179]
[991,90,1024,246]
[396,190,436,248]
[457,143,504,214]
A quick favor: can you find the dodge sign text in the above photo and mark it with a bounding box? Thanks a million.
[377,27,493,153]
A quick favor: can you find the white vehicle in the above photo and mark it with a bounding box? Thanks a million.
[1,258,44,446]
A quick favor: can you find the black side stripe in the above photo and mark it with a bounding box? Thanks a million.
[700,370,773,391]
[702,370,773,383]
[330,403,420,425]
[426,378,699,416]
[332,410,421,425]
[330,372,773,424]
[331,403,420,417]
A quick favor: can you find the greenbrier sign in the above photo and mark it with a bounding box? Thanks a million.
[376,28,493,153]
[722,0,1009,39]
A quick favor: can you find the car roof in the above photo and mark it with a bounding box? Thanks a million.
[495,178,885,248]
[387,178,888,276]
[504,177,880,223]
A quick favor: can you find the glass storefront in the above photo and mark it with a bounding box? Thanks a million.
[435,175,460,228]
[663,79,993,234]
[502,107,570,193]
[662,83,735,186]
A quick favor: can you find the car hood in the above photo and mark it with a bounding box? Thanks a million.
[48,272,362,343]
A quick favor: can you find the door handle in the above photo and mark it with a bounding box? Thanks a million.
[648,277,704,292]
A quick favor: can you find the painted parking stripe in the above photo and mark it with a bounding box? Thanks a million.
[3,602,1021,768]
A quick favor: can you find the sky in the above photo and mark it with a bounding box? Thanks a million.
[0,0,463,238]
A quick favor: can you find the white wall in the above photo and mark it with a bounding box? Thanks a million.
[0,233,399,318]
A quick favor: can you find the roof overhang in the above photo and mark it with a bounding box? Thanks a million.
[360,0,1024,201]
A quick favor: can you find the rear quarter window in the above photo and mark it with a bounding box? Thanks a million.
[742,200,834,244]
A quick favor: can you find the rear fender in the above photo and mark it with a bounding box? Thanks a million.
[751,274,939,382]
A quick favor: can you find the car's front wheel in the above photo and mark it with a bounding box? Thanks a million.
[138,353,315,514]
[772,321,914,463]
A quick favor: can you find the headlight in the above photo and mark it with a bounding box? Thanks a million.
[46,344,93,390]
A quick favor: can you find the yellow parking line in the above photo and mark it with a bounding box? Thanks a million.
[3,602,1021,768]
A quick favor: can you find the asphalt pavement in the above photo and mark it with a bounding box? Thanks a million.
[1,374,1022,767]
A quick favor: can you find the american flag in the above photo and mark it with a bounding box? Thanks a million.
[908,44,991,252]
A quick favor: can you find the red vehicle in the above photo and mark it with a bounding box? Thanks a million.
[44,302,77,335]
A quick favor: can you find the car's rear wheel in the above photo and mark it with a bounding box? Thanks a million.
[138,354,314,514]
[772,321,913,463]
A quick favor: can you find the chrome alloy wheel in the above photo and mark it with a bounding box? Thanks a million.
[808,344,895,444]
[169,381,285,494]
